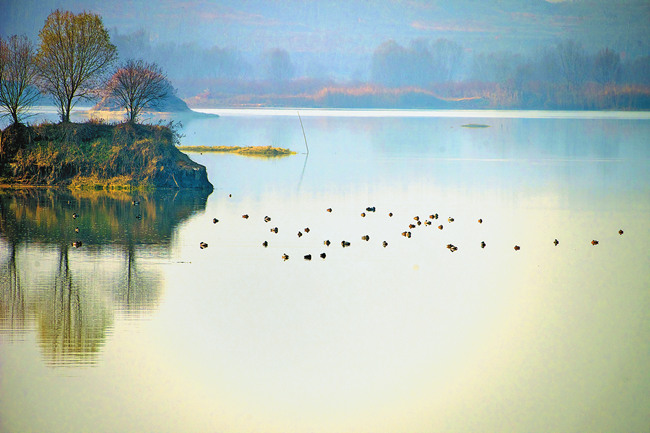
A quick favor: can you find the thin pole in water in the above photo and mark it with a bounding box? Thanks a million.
[297,111,309,155]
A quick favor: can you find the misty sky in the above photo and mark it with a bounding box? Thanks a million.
[2,0,649,58]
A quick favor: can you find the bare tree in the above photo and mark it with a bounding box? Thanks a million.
[593,48,620,84]
[0,35,40,124]
[556,40,588,91]
[105,59,172,123]
[36,10,117,123]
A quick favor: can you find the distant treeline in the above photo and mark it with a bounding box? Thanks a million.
[112,30,650,110]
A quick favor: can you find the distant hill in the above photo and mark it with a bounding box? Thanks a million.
[92,93,192,112]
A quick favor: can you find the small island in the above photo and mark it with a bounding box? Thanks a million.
[179,145,296,157]
[0,121,213,190]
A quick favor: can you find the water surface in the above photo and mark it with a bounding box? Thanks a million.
[1,109,649,433]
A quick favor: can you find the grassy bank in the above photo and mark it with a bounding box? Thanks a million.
[0,121,212,190]
[179,145,296,157]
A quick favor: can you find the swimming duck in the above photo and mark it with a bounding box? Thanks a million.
[327,208,332,212]
[366,207,376,212]
[553,239,559,246]
[362,235,370,241]
[304,228,310,233]
[514,245,521,251]
[388,212,393,217]
[382,241,388,247]
[618,229,624,235]
[242,214,249,219]
[480,241,486,248]
[424,220,432,226]
[414,216,419,221]
[409,224,416,229]
[304,254,312,260]
[132,200,139,206]
[417,221,421,226]
[324,240,331,246]
[297,231,303,238]
[428,215,434,220]
[341,240,351,247]
[320,253,327,259]
[213,218,219,224]
[478,219,483,224]
[448,217,454,223]
[72,213,78,219]
[262,241,268,247]
[72,241,82,248]
[135,214,142,220]
[200,242,208,249]
[282,253,289,261]
[361,212,366,217]
[74,227,79,233]
[271,227,279,233]
[264,216,271,222]
[591,240,599,245]
[438,225,443,230]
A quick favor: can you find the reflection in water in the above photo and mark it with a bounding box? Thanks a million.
[0,188,209,365]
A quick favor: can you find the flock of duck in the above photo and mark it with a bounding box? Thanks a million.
[198,203,625,261]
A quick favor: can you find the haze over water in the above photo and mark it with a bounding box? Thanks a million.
[1,109,649,432]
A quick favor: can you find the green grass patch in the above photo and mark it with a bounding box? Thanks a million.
[179,145,296,157]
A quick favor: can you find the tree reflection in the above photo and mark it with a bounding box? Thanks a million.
[0,188,209,365]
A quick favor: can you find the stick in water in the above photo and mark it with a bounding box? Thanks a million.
[297,111,309,155]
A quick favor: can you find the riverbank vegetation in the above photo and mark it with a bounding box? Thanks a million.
[0,120,212,189]
[179,145,296,157]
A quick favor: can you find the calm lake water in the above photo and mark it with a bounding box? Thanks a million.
[1,109,649,433]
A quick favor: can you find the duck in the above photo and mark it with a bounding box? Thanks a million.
[199,242,208,249]
[271,227,279,233]
[361,212,366,217]
[382,241,388,248]
[71,241,82,248]
[242,214,249,219]
[553,239,559,246]
[327,208,332,212]
[304,254,312,260]
[264,216,271,222]
[478,218,483,224]
[213,218,219,224]
[388,212,393,217]
[74,227,79,233]
[341,240,351,247]
[448,217,455,223]
[135,214,142,220]
[324,240,331,246]
[480,241,486,248]
[446,244,458,252]
[618,229,624,235]
[262,241,268,247]
[72,213,78,219]
[366,206,376,212]
[424,220,432,226]
[282,253,289,261]
[414,216,420,221]
[132,200,139,206]
[591,240,599,245]
[417,221,421,226]
[428,215,435,220]
[320,253,326,259]
[514,245,521,251]
[409,224,416,229]
[304,227,310,233]
[297,231,303,238]
[362,235,370,241]
[437,225,443,230]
